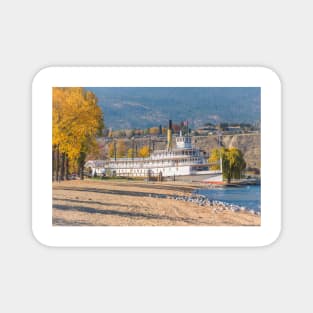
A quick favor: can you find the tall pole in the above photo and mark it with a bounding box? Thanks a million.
[218,130,223,173]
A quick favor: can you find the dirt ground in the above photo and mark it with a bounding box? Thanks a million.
[52,179,261,226]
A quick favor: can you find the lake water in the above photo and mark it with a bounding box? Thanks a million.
[197,185,261,212]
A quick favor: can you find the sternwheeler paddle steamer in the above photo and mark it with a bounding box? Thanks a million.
[85,120,223,183]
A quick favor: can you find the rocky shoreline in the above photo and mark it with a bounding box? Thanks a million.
[145,190,260,216]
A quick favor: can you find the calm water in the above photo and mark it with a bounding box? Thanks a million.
[197,185,261,212]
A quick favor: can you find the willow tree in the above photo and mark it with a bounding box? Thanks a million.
[208,147,246,183]
[52,87,104,180]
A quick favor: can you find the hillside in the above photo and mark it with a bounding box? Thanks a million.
[194,133,260,169]
[86,87,260,129]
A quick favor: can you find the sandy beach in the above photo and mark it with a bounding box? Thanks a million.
[52,179,260,226]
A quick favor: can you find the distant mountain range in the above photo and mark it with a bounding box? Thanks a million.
[85,87,260,129]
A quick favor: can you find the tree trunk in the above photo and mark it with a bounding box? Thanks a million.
[78,158,84,180]
[77,163,81,179]
[56,145,60,182]
[227,171,231,183]
[77,152,86,180]
[52,146,55,181]
[80,163,84,180]
[60,152,65,181]
[82,152,87,180]
[65,154,69,180]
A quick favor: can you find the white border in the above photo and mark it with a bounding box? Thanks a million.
[32,67,281,247]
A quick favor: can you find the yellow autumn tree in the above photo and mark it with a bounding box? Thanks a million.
[116,139,126,158]
[52,87,104,180]
[138,145,150,158]
[108,142,115,158]
[127,148,135,158]
[149,127,159,135]
[208,148,224,171]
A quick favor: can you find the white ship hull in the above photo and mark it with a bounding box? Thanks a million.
[173,171,223,183]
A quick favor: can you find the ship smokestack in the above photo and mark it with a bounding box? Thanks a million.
[167,120,173,150]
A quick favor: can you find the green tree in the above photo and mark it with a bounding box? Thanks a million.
[208,147,246,183]
[224,147,246,182]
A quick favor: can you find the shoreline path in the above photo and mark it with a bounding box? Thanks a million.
[53,180,261,226]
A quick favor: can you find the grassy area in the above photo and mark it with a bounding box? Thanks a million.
[88,175,145,182]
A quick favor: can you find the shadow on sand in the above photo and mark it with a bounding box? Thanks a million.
[52,202,197,225]
[53,197,142,209]
[53,186,170,199]
[52,217,97,226]
[113,183,195,193]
